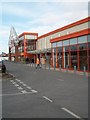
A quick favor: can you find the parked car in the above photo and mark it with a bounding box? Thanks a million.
[0,61,6,73]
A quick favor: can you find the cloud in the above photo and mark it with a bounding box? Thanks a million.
[0,1,88,54]
[2,3,34,19]
[0,26,10,41]
[23,2,88,34]
[0,43,8,54]
[1,0,90,2]
[0,26,10,53]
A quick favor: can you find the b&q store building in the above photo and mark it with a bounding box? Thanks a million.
[9,17,90,72]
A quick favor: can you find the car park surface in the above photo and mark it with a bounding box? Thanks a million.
[2,61,88,119]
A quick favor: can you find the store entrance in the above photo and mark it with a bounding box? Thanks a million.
[79,50,87,70]
[71,51,77,69]
[58,52,62,68]
[64,52,70,68]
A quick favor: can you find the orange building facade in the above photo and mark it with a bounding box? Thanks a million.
[9,17,90,72]
[18,32,38,63]
[9,32,38,63]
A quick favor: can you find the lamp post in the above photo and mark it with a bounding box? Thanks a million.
[9,47,11,61]
[14,40,19,62]
[8,40,11,61]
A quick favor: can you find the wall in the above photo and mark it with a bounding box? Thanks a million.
[37,21,89,51]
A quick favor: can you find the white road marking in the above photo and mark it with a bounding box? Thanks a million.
[31,90,38,93]
[12,82,16,84]
[0,91,34,96]
[43,96,53,102]
[10,80,14,82]
[57,78,64,81]
[17,87,23,90]
[61,107,81,119]
[21,90,27,93]
[14,84,19,87]
[20,81,24,84]
[22,84,27,86]
[27,86,31,89]
[16,79,21,82]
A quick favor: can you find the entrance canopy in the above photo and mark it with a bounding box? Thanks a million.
[27,48,51,54]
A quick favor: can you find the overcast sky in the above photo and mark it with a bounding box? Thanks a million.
[0,0,89,54]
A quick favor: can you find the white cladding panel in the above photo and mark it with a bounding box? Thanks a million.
[45,36,51,49]
[38,36,51,50]
[37,21,89,50]
[25,35,37,39]
[51,22,89,39]
[41,38,45,50]
[38,39,41,50]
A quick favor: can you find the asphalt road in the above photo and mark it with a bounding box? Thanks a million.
[2,61,88,119]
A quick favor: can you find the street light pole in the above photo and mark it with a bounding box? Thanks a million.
[9,47,11,61]
[14,40,19,62]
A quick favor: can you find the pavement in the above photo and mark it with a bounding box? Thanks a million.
[1,61,88,119]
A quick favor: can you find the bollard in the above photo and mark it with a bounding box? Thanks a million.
[74,66,76,73]
[66,65,68,72]
[59,65,61,71]
[45,64,46,69]
[49,64,50,70]
[83,66,86,76]
[54,64,55,70]
[33,63,34,67]
[40,64,42,69]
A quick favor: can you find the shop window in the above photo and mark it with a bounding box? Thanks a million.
[64,52,70,68]
[57,41,62,47]
[22,46,24,52]
[54,48,56,55]
[78,35,87,44]
[52,48,56,68]
[52,42,57,48]
[57,52,62,68]
[88,43,90,49]
[79,51,88,70]
[88,35,90,42]
[58,47,62,52]
[71,52,77,69]
[65,46,69,51]
[88,50,90,71]
[70,45,77,51]
[57,47,62,67]
[63,40,69,46]
[70,38,77,45]
[26,40,35,51]
[78,43,87,50]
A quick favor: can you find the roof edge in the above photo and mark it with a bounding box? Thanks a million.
[38,16,90,40]
[18,32,38,38]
